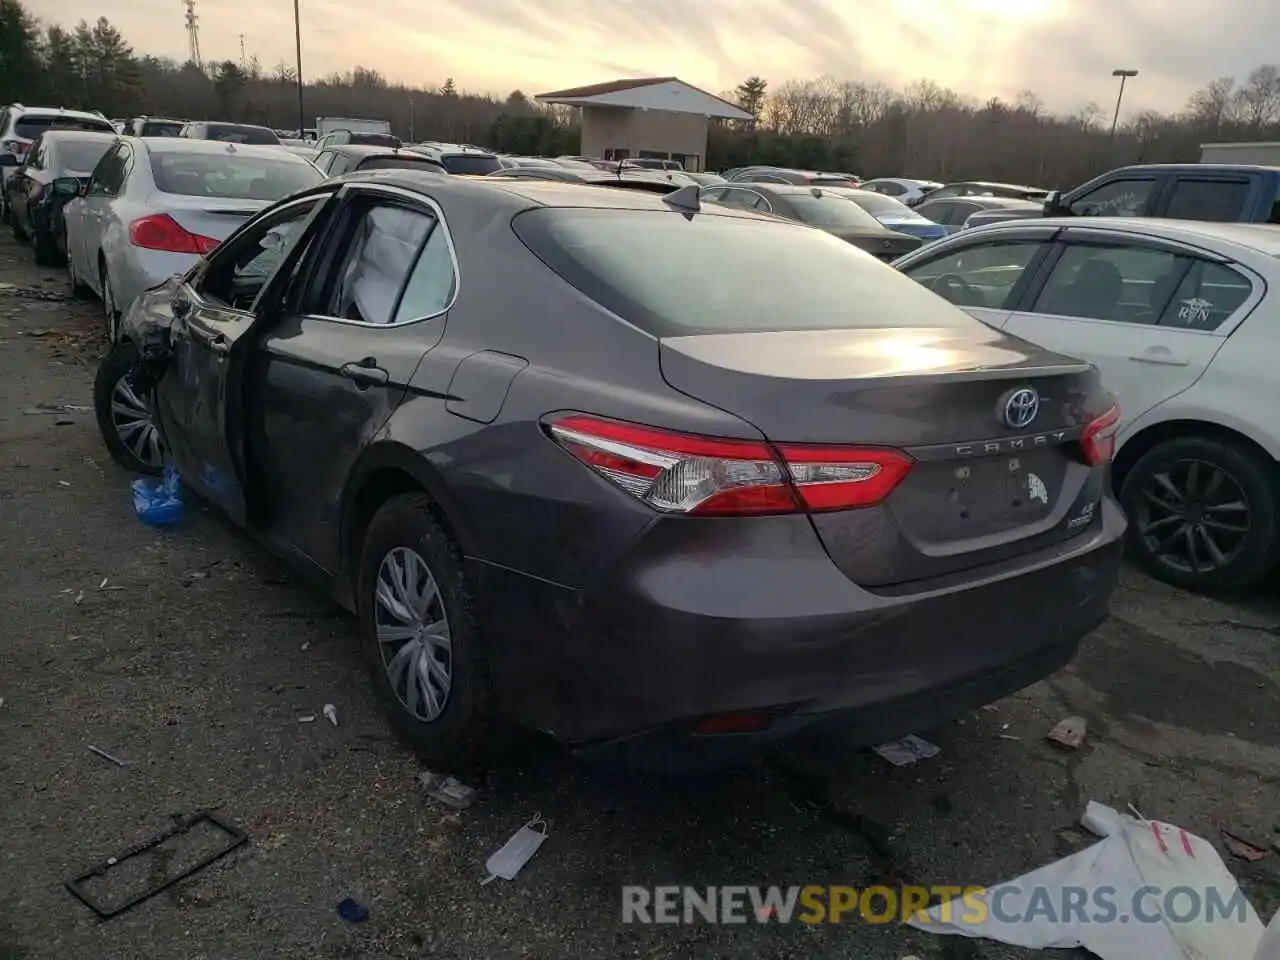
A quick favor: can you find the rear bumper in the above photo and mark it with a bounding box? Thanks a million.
[473,498,1125,769]
[114,249,199,315]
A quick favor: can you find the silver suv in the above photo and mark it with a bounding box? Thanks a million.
[0,104,115,218]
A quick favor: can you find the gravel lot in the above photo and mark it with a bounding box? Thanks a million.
[1,232,1278,960]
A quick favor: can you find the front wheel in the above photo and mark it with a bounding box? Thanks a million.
[1120,435,1278,595]
[93,341,165,475]
[357,493,492,771]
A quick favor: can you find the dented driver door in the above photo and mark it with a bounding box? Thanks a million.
[153,196,330,525]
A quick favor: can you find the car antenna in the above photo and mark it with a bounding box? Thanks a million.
[662,184,701,212]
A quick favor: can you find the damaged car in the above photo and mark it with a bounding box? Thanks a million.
[92,171,1126,772]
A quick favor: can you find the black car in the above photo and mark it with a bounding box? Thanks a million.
[699,183,922,260]
[93,172,1124,772]
[179,121,281,145]
[313,144,446,177]
[5,129,116,264]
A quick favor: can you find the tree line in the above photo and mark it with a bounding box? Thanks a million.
[1,0,1278,188]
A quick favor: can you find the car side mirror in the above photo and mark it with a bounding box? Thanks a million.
[0,153,17,168]
[53,177,80,197]
[1043,190,1070,217]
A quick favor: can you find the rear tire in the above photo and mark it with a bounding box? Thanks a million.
[100,261,118,342]
[66,245,91,298]
[93,341,165,476]
[10,211,26,241]
[357,493,493,772]
[1120,435,1278,595]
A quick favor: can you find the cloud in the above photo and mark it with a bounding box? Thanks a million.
[31,0,1275,115]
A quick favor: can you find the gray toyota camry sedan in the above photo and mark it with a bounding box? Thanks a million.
[93,171,1126,772]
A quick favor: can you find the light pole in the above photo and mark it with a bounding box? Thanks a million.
[293,0,305,136]
[1109,68,1138,139]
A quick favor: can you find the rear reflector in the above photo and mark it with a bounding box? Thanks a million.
[128,214,220,255]
[1081,403,1120,466]
[548,415,913,516]
[694,711,773,735]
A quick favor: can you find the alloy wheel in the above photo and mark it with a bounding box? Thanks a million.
[374,546,453,722]
[110,372,164,469]
[1134,458,1250,576]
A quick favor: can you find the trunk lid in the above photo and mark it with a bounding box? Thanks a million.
[154,194,269,242]
[660,326,1110,587]
[829,227,922,262]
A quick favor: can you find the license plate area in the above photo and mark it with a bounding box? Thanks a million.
[891,449,1068,543]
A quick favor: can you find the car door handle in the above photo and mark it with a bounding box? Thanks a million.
[1128,349,1188,367]
[340,360,389,387]
[190,327,230,355]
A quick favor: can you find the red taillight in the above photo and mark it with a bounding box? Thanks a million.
[547,415,913,516]
[1081,403,1120,466]
[694,711,773,735]
[128,214,220,255]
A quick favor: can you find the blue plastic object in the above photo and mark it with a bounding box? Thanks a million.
[336,897,369,923]
[131,465,185,526]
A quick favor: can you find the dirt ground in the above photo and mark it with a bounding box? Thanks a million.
[1,231,1277,960]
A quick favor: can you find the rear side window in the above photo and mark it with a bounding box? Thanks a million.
[1160,261,1252,330]
[1069,178,1155,217]
[1033,243,1182,324]
[1164,179,1250,221]
[512,208,983,337]
[440,154,501,175]
[54,139,114,173]
[16,114,114,138]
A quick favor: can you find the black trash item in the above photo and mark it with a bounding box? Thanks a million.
[65,812,248,919]
[337,897,369,923]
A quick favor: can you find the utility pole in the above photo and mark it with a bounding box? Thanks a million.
[239,34,246,69]
[408,95,415,141]
[293,0,305,136]
[1109,68,1138,140]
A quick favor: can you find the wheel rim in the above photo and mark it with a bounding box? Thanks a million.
[374,546,452,722]
[110,371,164,468]
[1134,457,1251,576]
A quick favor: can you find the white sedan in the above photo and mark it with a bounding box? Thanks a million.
[893,217,1280,595]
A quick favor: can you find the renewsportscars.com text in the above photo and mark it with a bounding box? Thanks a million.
[621,884,1251,926]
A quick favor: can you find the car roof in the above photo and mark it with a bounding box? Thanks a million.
[926,195,1038,209]
[334,169,773,218]
[970,216,1280,257]
[944,180,1044,191]
[133,136,307,161]
[194,120,274,130]
[327,145,423,158]
[10,106,106,119]
[1109,162,1280,175]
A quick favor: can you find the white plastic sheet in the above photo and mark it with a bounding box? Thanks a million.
[910,802,1269,960]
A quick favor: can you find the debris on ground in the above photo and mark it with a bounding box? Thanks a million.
[22,402,89,415]
[482,813,550,884]
[419,770,478,810]
[1222,830,1269,862]
[73,590,85,605]
[1046,715,1088,751]
[336,897,369,923]
[912,802,1267,960]
[132,466,184,527]
[87,745,128,767]
[323,704,338,726]
[872,734,940,767]
[65,812,247,919]
[297,715,315,724]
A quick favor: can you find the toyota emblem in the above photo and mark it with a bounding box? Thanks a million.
[1001,387,1040,429]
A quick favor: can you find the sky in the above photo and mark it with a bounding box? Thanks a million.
[28,0,1276,116]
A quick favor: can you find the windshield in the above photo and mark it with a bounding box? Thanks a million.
[16,115,114,139]
[141,121,184,137]
[512,208,978,337]
[784,194,882,229]
[841,192,921,219]
[441,154,502,175]
[202,124,281,145]
[150,152,322,200]
[56,139,114,173]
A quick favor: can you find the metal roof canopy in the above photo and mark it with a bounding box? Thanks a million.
[535,77,753,121]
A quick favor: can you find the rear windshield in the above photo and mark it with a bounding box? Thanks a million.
[55,139,114,173]
[440,154,501,175]
[141,121,184,137]
[842,192,918,218]
[784,194,882,229]
[356,156,443,172]
[349,132,401,147]
[16,115,114,138]
[201,124,281,145]
[513,208,978,337]
[150,152,321,200]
